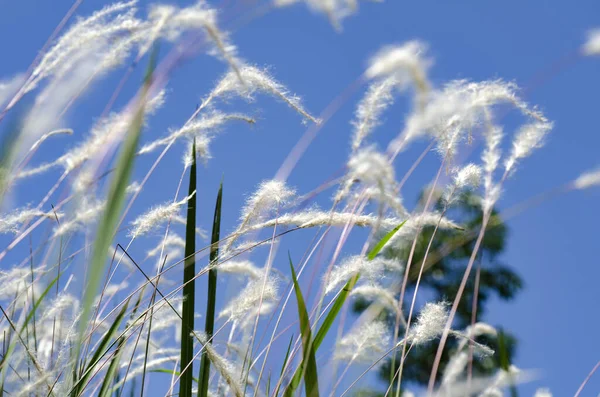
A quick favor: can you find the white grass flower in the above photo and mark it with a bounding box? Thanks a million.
[454,164,482,190]
[192,331,244,397]
[573,166,600,189]
[533,388,552,397]
[583,29,600,55]
[275,0,377,30]
[441,351,469,387]
[0,266,43,306]
[18,90,165,180]
[202,65,319,123]
[54,200,105,237]
[0,74,25,106]
[128,192,195,238]
[351,284,399,314]
[352,76,397,152]
[218,260,263,279]
[141,1,242,76]
[444,164,482,205]
[325,255,403,294]
[408,301,449,345]
[334,320,390,363]
[238,180,296,228]
[25,1,143,94]
[0,208,60,234]
[336,147,399,205]
[218,276,279,324]
[146,234,186,258]
[482,122,503,192]
[138,111,254,155]
[365,42,431,97]
[347,147,395,187]
[504,121,552,173]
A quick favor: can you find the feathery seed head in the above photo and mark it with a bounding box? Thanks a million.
[334,320,390,363]
[409,301,449,345]
[205,65,319,123]
[240,180,296,225]
[365,42,431,93]
[128,192,194,238]
[534,388,552,397]
[504,120,552,173]
[352,76,397,152]
[573,166,600,189]
[583,29,600,55]
[218,276,279,325]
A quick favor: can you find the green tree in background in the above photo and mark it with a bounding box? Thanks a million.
[353,190,522,394]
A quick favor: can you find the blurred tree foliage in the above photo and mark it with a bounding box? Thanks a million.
[353,190,522,394]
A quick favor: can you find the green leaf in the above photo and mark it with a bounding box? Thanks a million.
[197,179,223,397]
[368,221,407,261]
[273,334,294,397]
[97,335,126,397]
[72,299,130,396]
[0,274,59,395]
[75,46,158,374]
[150,369,199,384]
[180,138,198,397]
[285,254,319,397]
[286,221,406,395]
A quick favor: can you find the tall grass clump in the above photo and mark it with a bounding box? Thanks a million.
[0,1,599,397]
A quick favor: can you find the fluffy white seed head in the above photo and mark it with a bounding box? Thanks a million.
[583,29,600,55]
[352,76,397,152]
[504,121,552,173]
[573,166,600,189]
[218,260,263,279]
[454,164,482,190]
[138,111,254,155]
[274,0,376,30]
[0,208,60,234]
[325,255,402,294]
[408,302,449,345]
[444,164,482,205]
[128,193,194,238]
[0,74,25,107]
[192,332,244,397]
[204,65,319,123]
[348,147,395,187]
[334,320,390,363]
[336,147,396,203]
[218,276,279,325]
[146,234,186,258]
[54,200,105,237]
[351,285,399,314]
[240,180,296,225]
[365,42,431,94]
[533,388,552,397]
[441,351,469,387]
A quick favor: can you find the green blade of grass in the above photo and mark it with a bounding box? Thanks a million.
[74,47,158,379]
[150,369,199,384]
[97,335,126,397]
[286,221,406,395]
[285,254,319,397]
[180,138,198,397]
[72,299,130,397]
[197,179,223,397]
[367,221,407,260]
[273,334,294,397]
[108,288,145,397]
[0,274,59,395]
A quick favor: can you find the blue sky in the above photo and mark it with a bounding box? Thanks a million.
[1,0,600,396]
